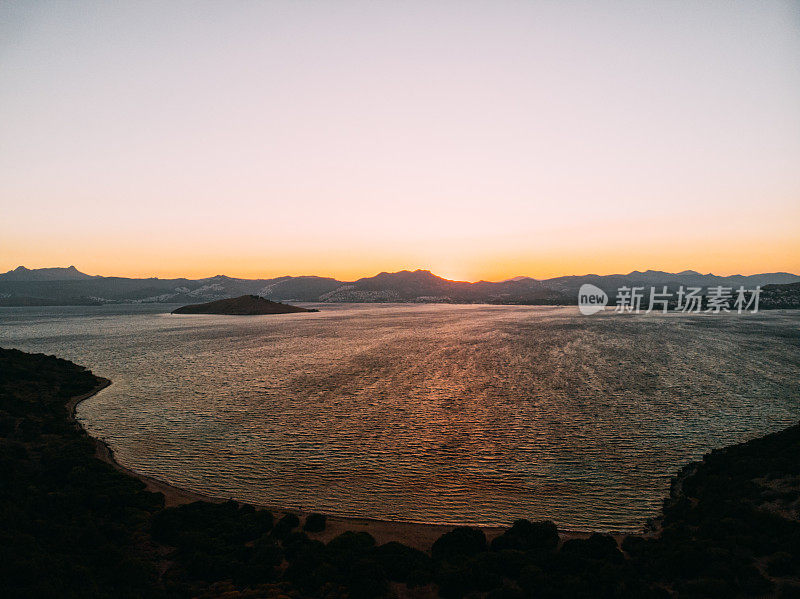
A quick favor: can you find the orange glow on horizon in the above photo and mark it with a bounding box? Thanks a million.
[1,3,798,282]
[3,234,799,283]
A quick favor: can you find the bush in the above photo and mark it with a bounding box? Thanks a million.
[284,558,336,593]
[677,577,732,598]
[326,531,376,569]
[769,551,799,577]
[735,564,774,596]
[250,509,274,534]
[282,531,315,560]
[151,501,272,549]
[778,582,800,599]
[303,512,327,532]
[271,513,299,539]
[469,551,505,591]
[621,534,649,558]
[486,583,525,599]
[436,561,476,599]
[373,541,432,584]
[560,533,623,564]
[491,519,559,553]
[432,527,487,562]
[251,535,283,568]
[347,557,388,599]
[493,549,528,578]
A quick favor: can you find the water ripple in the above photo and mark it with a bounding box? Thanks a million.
[1,303,798,531]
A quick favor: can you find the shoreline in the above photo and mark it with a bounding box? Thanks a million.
[8,346,795,596]
[69,378,628,550]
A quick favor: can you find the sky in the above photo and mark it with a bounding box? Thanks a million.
[1,1,799,282]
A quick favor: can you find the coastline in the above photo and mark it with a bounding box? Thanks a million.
[13,348,797,596]
[69,378,614,550]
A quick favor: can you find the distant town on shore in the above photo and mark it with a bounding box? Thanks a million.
[1,265,799,309]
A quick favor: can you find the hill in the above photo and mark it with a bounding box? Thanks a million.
[760,282,800,309]
[172,295,317,315]
[0,265,95,281]
[1,266,798,306]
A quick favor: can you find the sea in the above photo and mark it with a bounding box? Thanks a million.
[1,303,798,532]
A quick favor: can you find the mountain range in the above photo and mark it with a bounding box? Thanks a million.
[0,266,798,306]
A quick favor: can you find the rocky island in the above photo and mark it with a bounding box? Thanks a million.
[172,294,317,315]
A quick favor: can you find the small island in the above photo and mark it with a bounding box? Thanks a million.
[172,294,318,315]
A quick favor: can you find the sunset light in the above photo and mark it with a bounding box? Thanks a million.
[2,3,800,598]
[2,1,799,280]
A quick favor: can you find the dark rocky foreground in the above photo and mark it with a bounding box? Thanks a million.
[1,347,799,598]
[172,295,317,315]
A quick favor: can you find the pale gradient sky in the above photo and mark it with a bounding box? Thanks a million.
[1,1,799,281]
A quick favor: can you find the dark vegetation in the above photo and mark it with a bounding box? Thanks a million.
[2,346,799,598]
[304,513,328,532]
[0,349,163,598]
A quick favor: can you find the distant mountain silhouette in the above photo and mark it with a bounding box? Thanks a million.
[319,269,561,303]
[258,275,342,301]
[0,265,94,281]
[172,295,317,315]
[0,266,798,306]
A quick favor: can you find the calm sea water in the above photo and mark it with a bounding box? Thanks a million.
[1,303,798,531]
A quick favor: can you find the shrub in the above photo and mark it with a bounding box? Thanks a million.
[778,582,800,599]
[436,561,476,599]
[284,558,336,593]
[250,509,274,534]
[493,549,528,578]
[677,577,732,598]
[151,501,272,549]
[282,531,314,560]
[347,557,388,599]
[469,551,505,591]
[769,551,799,577]
[326,531,376,570]
[486,583,525,599]
[271,513,300,539]
[432,527,487,562]
[251,535,283,568]
[621,534,649,558]
[303,512,327,532]
[735,564,774,596]
[560,533,623,564]
[491,519,559,553]
[373,541,432,584]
